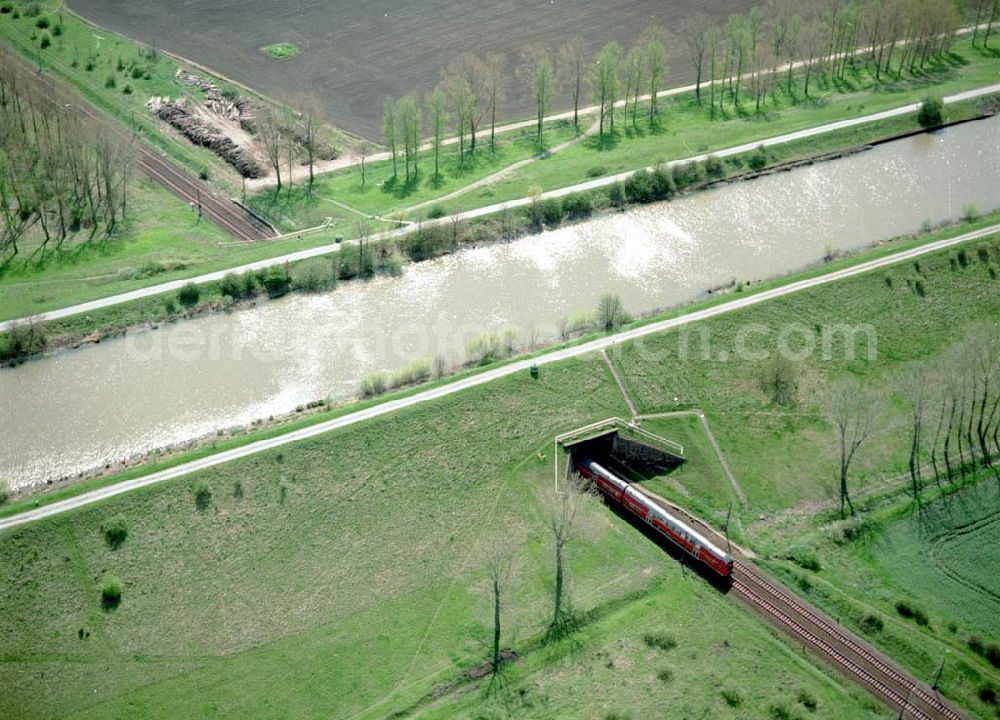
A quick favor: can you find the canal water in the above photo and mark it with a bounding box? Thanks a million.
[2,115,999,490]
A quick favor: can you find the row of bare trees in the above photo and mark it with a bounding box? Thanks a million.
[823,324,1000,518]
[902,326,1000,499]
[377,0,988,172]
[1,52,132,263]
[682,0,972,119]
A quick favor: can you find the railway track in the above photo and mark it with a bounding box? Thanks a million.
[137,148,273,243]
[732,561,966,720]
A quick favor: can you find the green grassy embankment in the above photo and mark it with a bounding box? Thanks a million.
[2,215,999,719]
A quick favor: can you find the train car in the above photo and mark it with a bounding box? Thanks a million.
[575,456,733,578]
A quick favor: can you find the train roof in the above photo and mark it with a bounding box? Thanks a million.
[587,458,731,563]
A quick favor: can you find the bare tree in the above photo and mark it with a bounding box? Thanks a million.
[643,25,668,120]
[428,86,447,181]
[588,42,622,137]
[296,96,323,188]
[623,46,644,128]
[558,36,588,132]
[444,64,473,165]
[681,14,710,104]
[397,92,421,183]
[546,478,584,636]
[821,377,879,518]
[382,97,398,180]
[257,108,284,190]
[521,46,556,147]
[445,54,485,155]
[355,141,371,190]
[900,365,928,499]
[483,52,505,150]
[482,537,515,678]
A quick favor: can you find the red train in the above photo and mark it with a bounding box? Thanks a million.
[575,457,733,578]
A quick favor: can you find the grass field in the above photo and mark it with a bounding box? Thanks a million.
[248,118,579,230]
[3,222,1000,718]
[760,474,1000,720]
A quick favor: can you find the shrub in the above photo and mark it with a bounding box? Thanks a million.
[786,549,821,572]
[104,74,116,89]
[233,479,244,499]
[466,332,503,364]
[957,248,969,267]
[651,165,676,199]
[657,668,673,683]
[101,576,122,609]
[968,635,985,655]
[122,84,132,95]
[385,250,405,277]
[102,516,128,549]
[391,359,431,388]
[116,57,125,72]
[130,65,145,79]
[3,321,47,359]
[977,246,991,263]
[596,293,629,331]
[586,165,607,178]
[962,204,980,223]
[721,689,742,707]
[761,354,799,407]
[292,259,336,292]
[360,371,387,397]
[642,632,677,651]
[562,192,593,220]
[895,600,928,625]
[0,478,9,505]
[193,482,212,511]
[426,205,446,220]
[608,181,625,209]
[85,60,95,72]
[986,644,1000,668]
[177,282,200,308]
[914,278,926,297]
[260,265,291,297]
[52,23,62,36]
[565,309,596,335]
[769,703,794,720]
[540,198,563,228]
[748,146,768,171]
[796,690,817,711]
[980,684,998,705]
[860,614,884,633]
[35,16,48,28]
[0,4,13,14]
[917,96,943,129]
[219,273,243,300]
[39,33,50,49]
[198,167,210,181]
[240,270,260,298]
[624,169,657,204]
[704,155,726,179]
